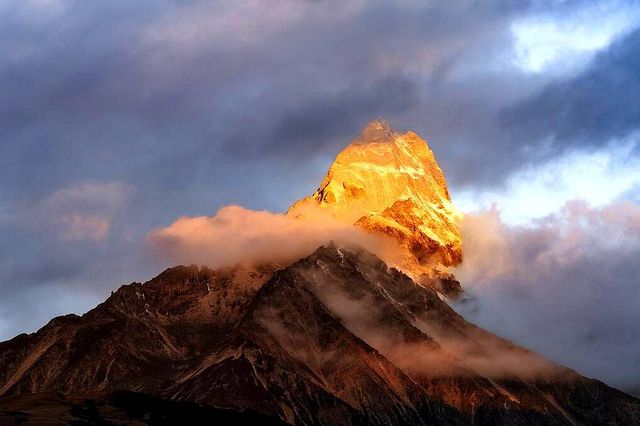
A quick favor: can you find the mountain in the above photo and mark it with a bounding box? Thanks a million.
[288,121,462,285]
[1,245,638,425]
[2,121,639,424]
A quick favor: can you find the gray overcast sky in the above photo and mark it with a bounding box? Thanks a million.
[1,0,640,394]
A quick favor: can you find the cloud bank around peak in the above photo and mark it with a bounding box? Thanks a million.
[148,205,405,270]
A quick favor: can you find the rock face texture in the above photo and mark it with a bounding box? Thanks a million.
[288,121,462,278]
[1,246,638,425]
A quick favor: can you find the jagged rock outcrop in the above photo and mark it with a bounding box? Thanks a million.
[1,246,638,425]
[288,121,462,284]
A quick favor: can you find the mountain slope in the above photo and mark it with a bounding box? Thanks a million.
[0,246,638,425]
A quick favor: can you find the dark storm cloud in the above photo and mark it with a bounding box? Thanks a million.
[233,75,421,158]
[3,0,632,201]
[502,28,640,154]
[0,0,518,220]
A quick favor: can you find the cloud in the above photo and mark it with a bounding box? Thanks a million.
[503,27,640,154]
[455,200,640,392]
[0,0,599,205]
[254,76,421,158]
[0,179,149,341]
[2,0,639,203]
[148,205,405,270]
[454,134,640,224]
[511,1,640,73]
[57,214,110,241]
[28,180,133,241]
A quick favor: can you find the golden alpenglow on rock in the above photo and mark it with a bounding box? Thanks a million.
[288,120,462,278]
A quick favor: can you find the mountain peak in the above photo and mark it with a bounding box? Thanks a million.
[351,119,396,144]
[288,121,462,278]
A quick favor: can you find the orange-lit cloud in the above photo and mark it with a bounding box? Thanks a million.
[148,205,405,269]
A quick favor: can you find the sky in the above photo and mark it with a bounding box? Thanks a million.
[1,0,640,394]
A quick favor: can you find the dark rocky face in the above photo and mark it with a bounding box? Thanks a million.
[0,246,639,425]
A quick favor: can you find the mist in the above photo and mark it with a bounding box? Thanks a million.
[291,255,561,380]
[455,199,640,393]
[148,204,406,271]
